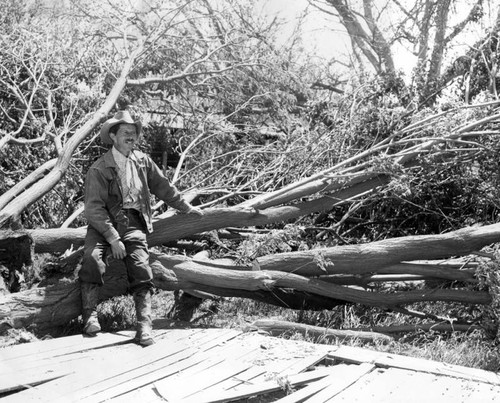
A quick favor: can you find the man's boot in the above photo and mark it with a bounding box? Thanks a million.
[81,282,101,336]
[133,289,154,346]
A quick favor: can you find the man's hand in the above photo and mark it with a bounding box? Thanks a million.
[110,239,127,259]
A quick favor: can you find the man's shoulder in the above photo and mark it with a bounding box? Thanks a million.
[89,150,114,170]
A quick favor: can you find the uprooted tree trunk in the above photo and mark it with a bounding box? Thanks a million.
[1,222,497,332]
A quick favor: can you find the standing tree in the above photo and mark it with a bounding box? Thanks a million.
[308,0,495,106]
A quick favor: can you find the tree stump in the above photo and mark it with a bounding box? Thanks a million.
[0,230,33,293]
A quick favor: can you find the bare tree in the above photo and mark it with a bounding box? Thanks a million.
[309,0,490,105]
[0,0,286,229]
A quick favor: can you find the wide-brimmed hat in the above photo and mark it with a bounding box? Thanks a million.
[100,110,142,144]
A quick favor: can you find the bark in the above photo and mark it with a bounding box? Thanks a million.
[0,158,57,212]
[422,0,452,104]
[322,0,395,74]
[27,174,389,254]
[25,216,498,280]
[413,0,434,95]
[362,0,395,73]
[249,319,394,344]
[255,223,500,275]
[0,250,491,331]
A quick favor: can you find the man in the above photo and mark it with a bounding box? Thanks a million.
[79,110,203,346]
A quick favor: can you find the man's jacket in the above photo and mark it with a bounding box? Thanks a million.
[84,149,191,243]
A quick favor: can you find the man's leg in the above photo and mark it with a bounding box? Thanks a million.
[122,210,155,346]
[133,288,154,346]
[79,227,107,336]
[80,282,101,336]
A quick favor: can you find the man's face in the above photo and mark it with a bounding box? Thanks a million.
[110,123,139,156]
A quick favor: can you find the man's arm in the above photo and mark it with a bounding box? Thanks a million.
[84,168,121,243]
[145,156,204,215]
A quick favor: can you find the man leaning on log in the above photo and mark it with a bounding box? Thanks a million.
[79,110,203,346]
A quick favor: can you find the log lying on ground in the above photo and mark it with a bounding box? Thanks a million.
[365,323,483,334]
[248,319,394,344]
[154,254,490,306]
[0,251,491,331]
[255,223,500,275]
[27,175,389,254]
[28,217,499,273]
[1,221,497,332]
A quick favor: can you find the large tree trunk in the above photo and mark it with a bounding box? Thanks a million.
[0,223,494,332]
[28,174,389,254]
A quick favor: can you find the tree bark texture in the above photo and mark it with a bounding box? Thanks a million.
[0,230,493,332]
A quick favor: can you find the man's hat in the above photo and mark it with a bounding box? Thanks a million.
[100,110,142,144]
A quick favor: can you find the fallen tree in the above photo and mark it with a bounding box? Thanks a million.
[0,223,495,332]
[2,2,500,340]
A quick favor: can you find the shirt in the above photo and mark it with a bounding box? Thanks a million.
[112,147,142,210]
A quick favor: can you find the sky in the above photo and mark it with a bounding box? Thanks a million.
[256,0,350,61]
[255,0,499,80]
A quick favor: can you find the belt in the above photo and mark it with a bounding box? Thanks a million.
[122,208,141,215]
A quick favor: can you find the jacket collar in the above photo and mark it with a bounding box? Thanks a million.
[103,149,117,168]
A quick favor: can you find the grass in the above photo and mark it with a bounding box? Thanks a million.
[1,288,499,377]
[179,294,500,372]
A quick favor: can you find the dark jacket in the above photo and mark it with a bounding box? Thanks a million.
[84,149,191,243]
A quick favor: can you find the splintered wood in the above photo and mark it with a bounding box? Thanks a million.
[1,327,499,402]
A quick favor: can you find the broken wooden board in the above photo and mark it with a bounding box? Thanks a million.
[328,345,500,385]
[1,327,500,402]
[274,363,375,403]
[325,366,500,402]
[2,328,241,403]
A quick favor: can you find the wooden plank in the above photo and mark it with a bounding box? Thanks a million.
[301,363,374,403]
[156,359,252,401]
[83,330,255,403]
[2,328,241,403]
[109,334,268,403]
[0,354,90,394]
[0,331,133,363]
[114,332,332,403]
[191,332,278,393]
[0,332,134,394]
[278,351,331,376]
[178,367,335,403]
[2,329,225,401]
[75,329,243,403]
[328,345,500,385]
[325,366,500,403]
[0,327,209,394]
[199,365,269,393]
[272,364,358,403]
[0,325,204,364]
[108,385,164,403]
[186,332,331,396]
[187,333,331,399]
[152,334,270,401]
